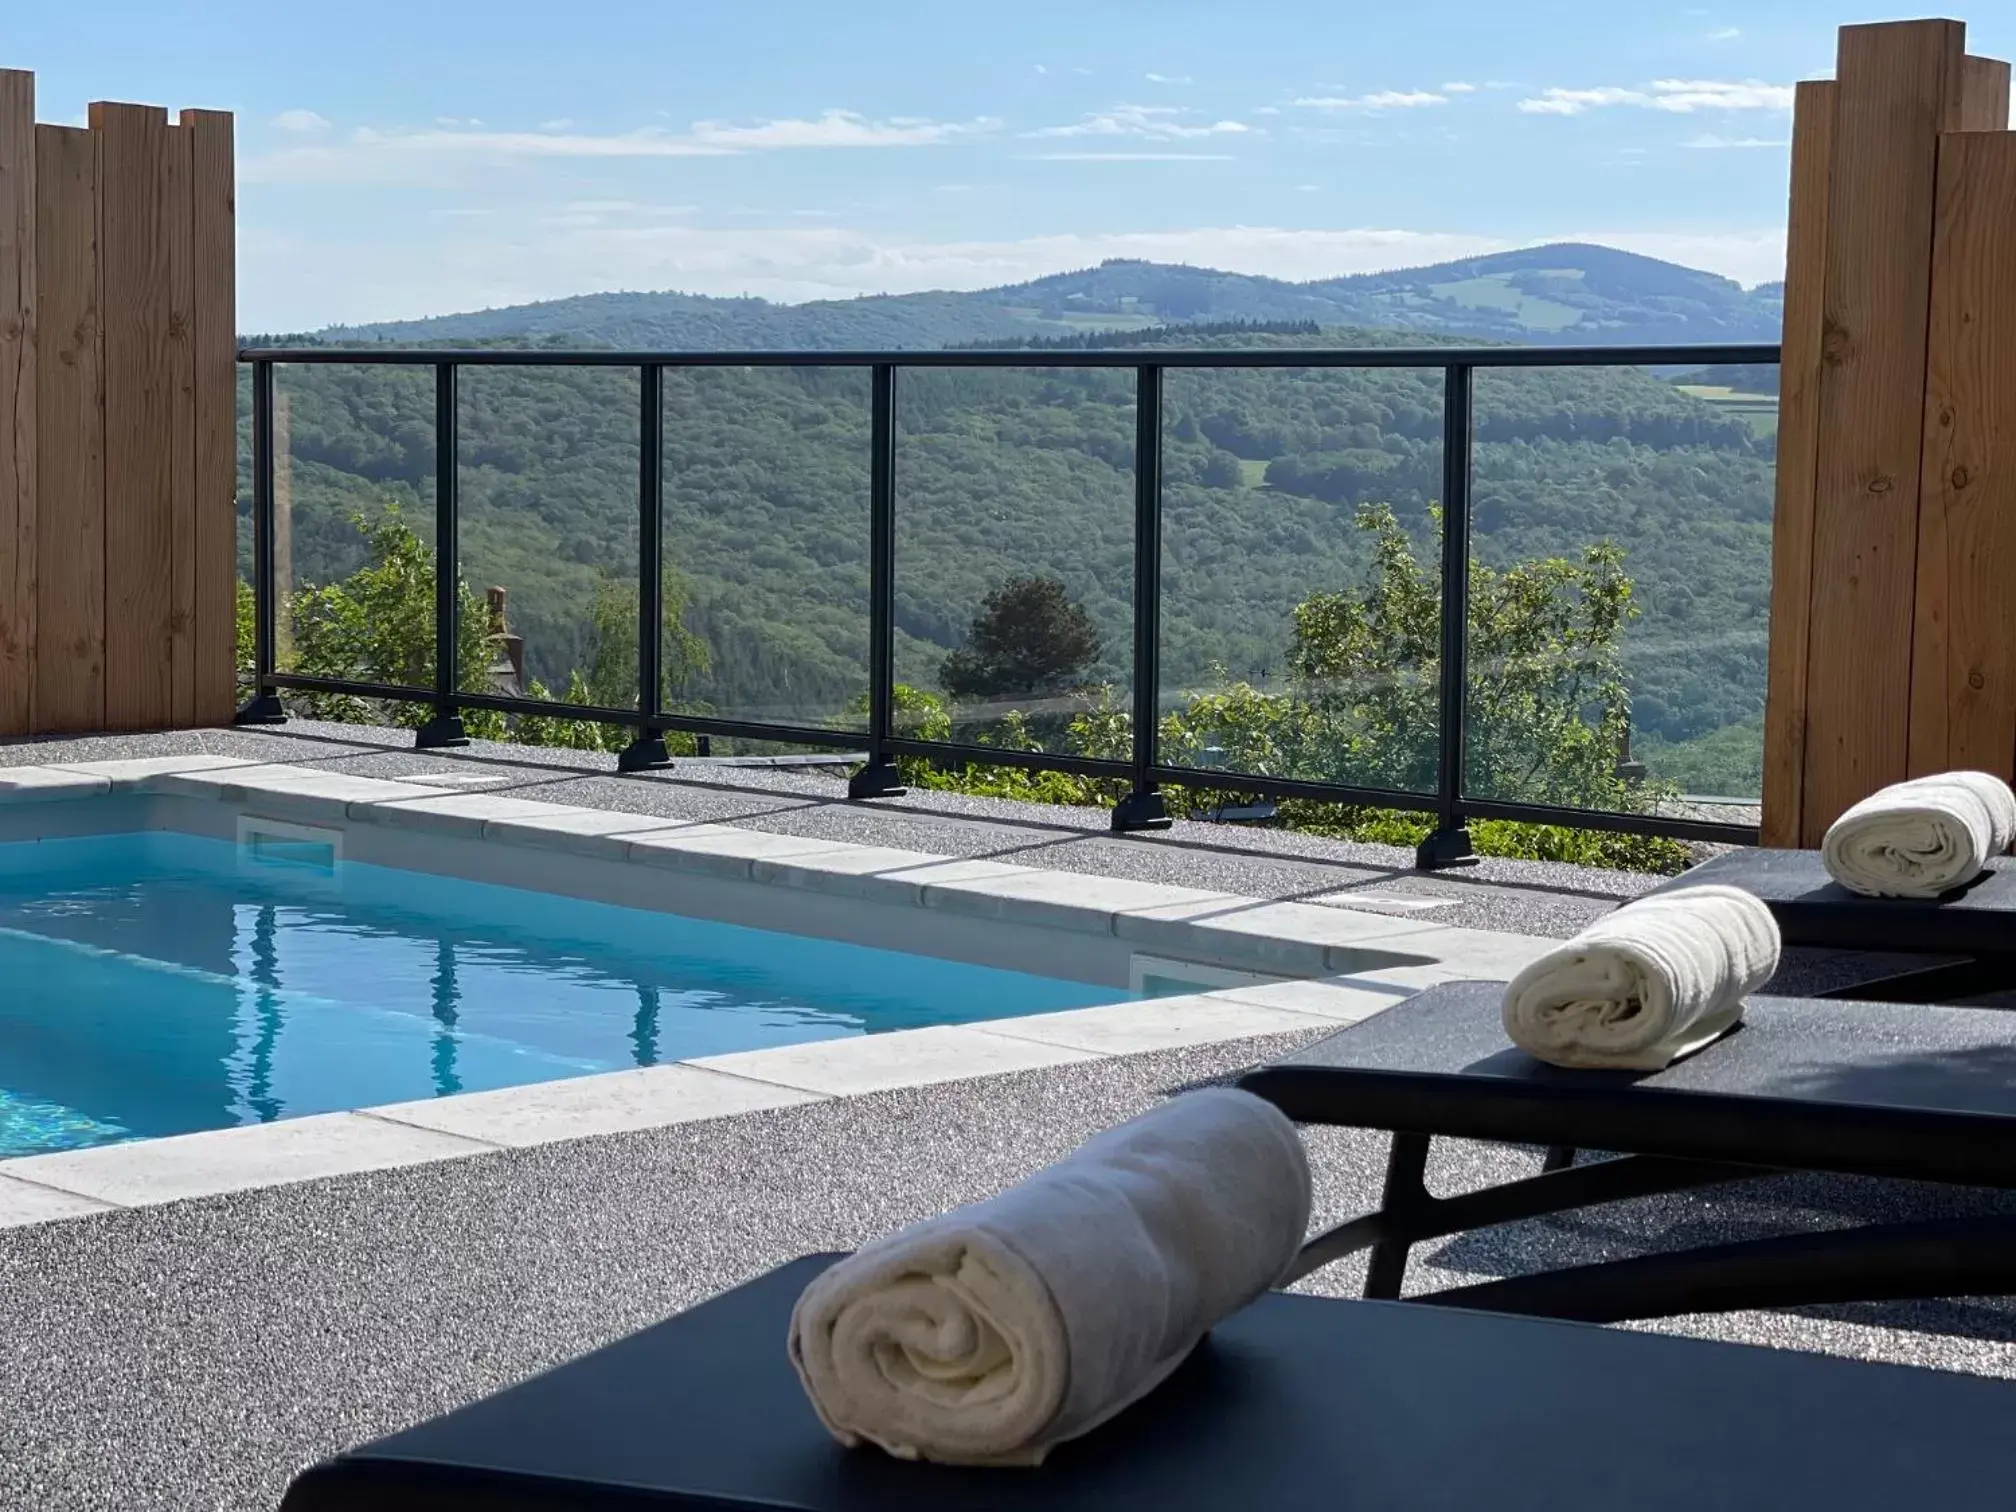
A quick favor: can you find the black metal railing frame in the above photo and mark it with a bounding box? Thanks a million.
[236,341,1779,866]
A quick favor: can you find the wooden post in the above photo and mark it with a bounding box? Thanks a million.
[0,73,235,736]
[32,125,104,734]
[0,71,33,736]
[1764,19,2016,844]
[1759,79,1835,848]
[185,109,238,724]
[1914,127,2016,782]
[1800,20,1967,834]
[93,101,176,732]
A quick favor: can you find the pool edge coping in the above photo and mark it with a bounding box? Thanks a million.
[0,755,1553,1228]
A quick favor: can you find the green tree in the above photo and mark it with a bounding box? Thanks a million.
[275,508,712,754]
[578,573,711,712]
[1279,503,1648,812]
[285,508,502,735]
[940,575,1103,702]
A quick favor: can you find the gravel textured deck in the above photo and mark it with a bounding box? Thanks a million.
[2,720,2006,1510]
[3,1031,2014,1512]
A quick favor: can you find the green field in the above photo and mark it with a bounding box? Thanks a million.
[1678,385,1779,440]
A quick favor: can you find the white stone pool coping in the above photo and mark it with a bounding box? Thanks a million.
[0,755,1555,1228]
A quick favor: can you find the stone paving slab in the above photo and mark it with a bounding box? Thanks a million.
[0,722,1670,937]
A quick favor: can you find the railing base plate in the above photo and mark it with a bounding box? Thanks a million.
[234,691,288,726]
[848,759,908,801]
[1112,788,1173,833]
[414,714,469,750]
[1415,824,1477,870]
[617,735,674,774]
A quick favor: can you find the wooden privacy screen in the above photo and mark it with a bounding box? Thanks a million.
[1763,19,2016,847]
[0,70,236,738]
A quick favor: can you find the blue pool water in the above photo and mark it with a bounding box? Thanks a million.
[0,832,1121,1157]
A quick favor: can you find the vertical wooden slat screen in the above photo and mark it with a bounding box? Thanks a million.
[0,76,236,737]
[32,125,103,734]
[0,71,33,736]
[1759,79,1836,848]
[1765,19,2016,846]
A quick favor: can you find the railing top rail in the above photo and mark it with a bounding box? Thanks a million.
[235,342,1783,370]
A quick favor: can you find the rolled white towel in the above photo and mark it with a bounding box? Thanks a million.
[787,1087,1311,1467]
[1502,884,1780,1070]
[1821,771,2016,898]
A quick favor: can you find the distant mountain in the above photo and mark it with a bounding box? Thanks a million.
[323,242,1784,352]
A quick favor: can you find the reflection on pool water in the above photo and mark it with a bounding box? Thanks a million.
[0,832,1120,1157]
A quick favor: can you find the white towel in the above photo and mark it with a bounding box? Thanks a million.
[787,1087,1311,1467]
[1821,771,2016,898]
[1501,884,1780,1070]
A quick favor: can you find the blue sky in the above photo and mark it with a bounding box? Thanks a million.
[13,2,2013,330]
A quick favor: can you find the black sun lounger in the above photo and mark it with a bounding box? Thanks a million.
[1238,980,2016,1318]
[1643,848,2016,1000]
[280,1253,2016,1512]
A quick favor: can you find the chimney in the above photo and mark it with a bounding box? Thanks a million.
[484,587,525,693]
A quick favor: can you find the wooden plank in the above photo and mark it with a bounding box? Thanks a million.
[1760,79,1835,848]
[183,108,236,724]
[1800,19,1967,838]
[0,71,34,736]
[1960,54,2011,129]
[92,101,174,731]
[1917,132,2016,783]
[165,121,195,725]
[1907,52,2012,780]
[32,124,104,733]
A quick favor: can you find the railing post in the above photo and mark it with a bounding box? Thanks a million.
[849,362,907,800]
[1113,363,1172,832]
[235,359,287,724]
[415,360,469,748]
[1418,362,1477,868]
[619,363,673,772]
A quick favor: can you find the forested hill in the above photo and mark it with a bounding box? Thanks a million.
[251,323,1775,793]
[325,243,1782,352]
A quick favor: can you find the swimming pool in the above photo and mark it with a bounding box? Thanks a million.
[0,831,1123,1157]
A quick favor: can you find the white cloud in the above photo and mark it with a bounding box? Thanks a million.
[1295,90,1447,110]
[1293,183,1321,192]
[1684,133,1788,148]
[241,220,1789,332]
[1033,63,1048,74]
[270,109,331,134]
[1025,104,1251,140]
[1706,26,1741,41]
[1519,78,1794,115]
[934,183,975,193]
[1442,81,1478,93]
[244,112,998,185]
[1021,151,1238,161]
[688,111,1001,149]
[539,117,575,132]
[1145,73,1193,85]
